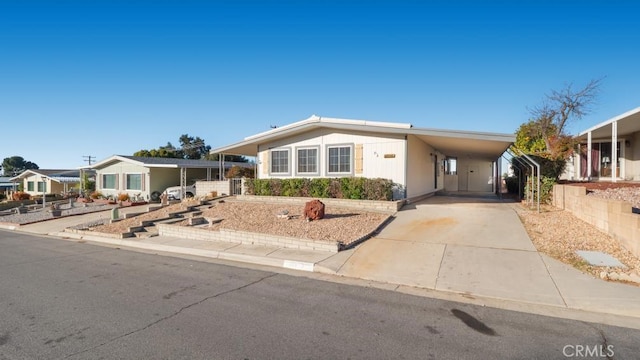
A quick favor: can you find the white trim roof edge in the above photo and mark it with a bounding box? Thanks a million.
[578,106,640,136]
[243,115,412,141]
[212,116,514,154]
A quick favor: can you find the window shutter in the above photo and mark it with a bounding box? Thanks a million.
[141,174,146,191]
[355,144,364,174]
[96,174,100,189]
[115,174,119,190]
[262,152,269,175]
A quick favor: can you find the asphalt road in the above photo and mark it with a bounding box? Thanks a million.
[1,231,639,360]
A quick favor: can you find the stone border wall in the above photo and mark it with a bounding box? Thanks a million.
[157,224,339,252]
[234,195,404,213]
[553,184,640,258]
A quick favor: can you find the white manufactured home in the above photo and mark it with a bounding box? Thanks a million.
[561,107,640,182]
[211,116,515,200]
[89,155,251,201]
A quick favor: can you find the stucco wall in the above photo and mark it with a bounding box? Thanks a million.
[406,135,442,199]
[553,184,639,258]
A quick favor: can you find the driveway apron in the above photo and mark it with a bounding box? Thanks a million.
[337,195,567,306]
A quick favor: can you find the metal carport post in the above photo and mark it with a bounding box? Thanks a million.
[506,148,540,213]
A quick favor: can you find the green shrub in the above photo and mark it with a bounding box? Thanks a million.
[525,176,556,204]
[364,178,394,200]
[341,177,364,199]
[244,177,394,201]
[309,178,330,198]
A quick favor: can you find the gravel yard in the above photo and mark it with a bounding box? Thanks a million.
[0,202,117,225]
[89,199,390,246]
[515,185,640,284]
[89,201,201,233]
[197,201,390,245]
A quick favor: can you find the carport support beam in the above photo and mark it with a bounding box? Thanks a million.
[520,153,541,213]
[180,167,187,200]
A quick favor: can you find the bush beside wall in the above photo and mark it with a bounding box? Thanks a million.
[245,177,394,201]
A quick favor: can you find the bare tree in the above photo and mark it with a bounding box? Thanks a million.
[526,78,603,158]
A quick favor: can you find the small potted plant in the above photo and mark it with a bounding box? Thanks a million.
[49,203,62,217]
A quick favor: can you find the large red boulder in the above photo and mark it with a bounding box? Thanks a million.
[304,199,325,221]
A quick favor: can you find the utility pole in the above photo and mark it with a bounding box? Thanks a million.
[83,155,95,166]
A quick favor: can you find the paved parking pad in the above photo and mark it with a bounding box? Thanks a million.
[436,245,565,305]
[337,239,445,288]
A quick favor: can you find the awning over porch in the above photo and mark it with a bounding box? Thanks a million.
[576,106,640,182]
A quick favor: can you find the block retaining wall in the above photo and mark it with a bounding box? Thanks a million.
[553,184,640,258]
[234,195,403,213]
[196,181,230,197]
[157,224,340,252]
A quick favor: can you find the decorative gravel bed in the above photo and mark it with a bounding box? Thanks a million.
[85,199,390,246]
[89,201,200,233]
[196,201,390,245]
[515,202,640,285]
[0,202,117,225]
[587,187,640,208]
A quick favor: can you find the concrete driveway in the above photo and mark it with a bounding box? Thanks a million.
[336,193,567,306]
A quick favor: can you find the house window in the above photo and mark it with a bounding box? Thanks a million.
[270,149,290,175]
[37,182,46,192]
[445,157,457,175]
[102,174,116,189]
[327,145,352,174]
[126,174,142,190]
[27,181,34,191]
[297,147,318,175]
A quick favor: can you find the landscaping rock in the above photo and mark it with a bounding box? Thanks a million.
[304,199,325,221]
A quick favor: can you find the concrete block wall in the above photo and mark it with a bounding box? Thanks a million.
[553,184,640,258]
[196,181,230,197]
[234,195,403,213]
[157,224,340,252]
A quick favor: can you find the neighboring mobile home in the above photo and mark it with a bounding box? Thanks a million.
[9,169,83,197]
[89,155,252,201]
[561,107,640,182]
[210,115,515,200]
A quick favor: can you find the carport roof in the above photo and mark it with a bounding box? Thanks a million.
[576,106,640,140]
[86,155,249,170]
[210,115,515,159]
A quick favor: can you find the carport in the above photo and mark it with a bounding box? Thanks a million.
[210,115,515,200]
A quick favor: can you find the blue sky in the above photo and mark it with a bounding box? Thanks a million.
[1,1,639,169]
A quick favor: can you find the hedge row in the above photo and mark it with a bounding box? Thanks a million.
[244,177,395,201]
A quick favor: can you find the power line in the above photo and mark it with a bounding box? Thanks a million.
[83,155,95,165]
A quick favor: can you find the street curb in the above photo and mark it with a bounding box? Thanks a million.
[53,231,316,272]
[45,230,640,328]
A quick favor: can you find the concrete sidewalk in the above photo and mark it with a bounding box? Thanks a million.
[6,198,640,328]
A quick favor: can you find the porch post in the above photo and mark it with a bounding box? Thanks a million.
[587,131,592,181]
[612,121,618,183]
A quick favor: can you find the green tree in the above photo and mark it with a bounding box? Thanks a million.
[178,135,210,160]
[1,156,39,176]
[134,142,182,158]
